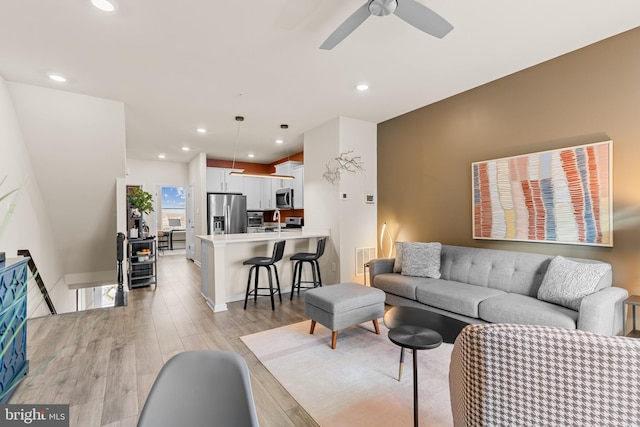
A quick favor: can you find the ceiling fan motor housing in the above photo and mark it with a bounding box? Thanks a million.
[320,0,452,50]
[369,0,397,16]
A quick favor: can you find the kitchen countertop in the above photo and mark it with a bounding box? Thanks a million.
[197,229,326,245]
[197,228,329,312]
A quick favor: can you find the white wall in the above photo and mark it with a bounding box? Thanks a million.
[8,82,126,289]
[303,118,340,284]
[126,158,189,235]
[303,116,377,284]
[189,153,207,265]
[337,117,378,282]
[0,75,67,317]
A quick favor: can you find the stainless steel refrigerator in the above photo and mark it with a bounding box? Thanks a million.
[207,193,247,234]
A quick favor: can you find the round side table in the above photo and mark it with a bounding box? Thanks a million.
[384,306,468,381]
[388,325,442,427]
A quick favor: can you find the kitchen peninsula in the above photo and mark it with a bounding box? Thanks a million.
[197,229,329,312]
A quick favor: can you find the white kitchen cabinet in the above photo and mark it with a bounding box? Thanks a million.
[292,164,304,209]
[246,177,277,210]
[226,171,244,193]
[206,167,244,193]
[206,167,225,192]
[244,177,263,210]
[274,161,303,191]
[262,178,275,210]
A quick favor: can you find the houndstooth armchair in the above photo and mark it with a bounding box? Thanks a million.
[450,323,640,426]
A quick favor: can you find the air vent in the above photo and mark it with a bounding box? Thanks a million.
[355,247,377,275]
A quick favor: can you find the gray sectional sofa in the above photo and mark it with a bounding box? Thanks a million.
[369,244,628,335]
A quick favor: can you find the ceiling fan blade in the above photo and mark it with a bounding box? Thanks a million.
[394,0,453,39]
[320,2,371,50]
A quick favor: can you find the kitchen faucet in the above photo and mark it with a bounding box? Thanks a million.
[273,209,281,234]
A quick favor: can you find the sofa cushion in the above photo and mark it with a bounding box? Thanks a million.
[479,293,578,329]
[415,280,505,318]
[393,241,404,273]
[401,242,442,278]
[439,245,552,296]
[372,273,428,300]
[537,256,611,311]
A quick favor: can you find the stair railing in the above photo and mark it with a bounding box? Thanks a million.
[16,249,56,315]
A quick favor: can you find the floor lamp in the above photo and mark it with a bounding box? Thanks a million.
[380,222,393,258]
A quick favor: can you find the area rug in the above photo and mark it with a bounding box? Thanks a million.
[241,320,453,427]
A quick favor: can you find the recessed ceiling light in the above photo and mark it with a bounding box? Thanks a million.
[275,139,284,144]
[248,153,255,158]
[91,0,116,12]
[48,73,67,83]
[196,128,207,134]
[182,146,190,151]
[158,153,166,159]
[356,83,369,91]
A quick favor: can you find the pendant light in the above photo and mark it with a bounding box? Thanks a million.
[228,118,295,180]
[229,115,245,173]
[272,123,295,180]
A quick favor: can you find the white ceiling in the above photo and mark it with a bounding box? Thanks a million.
[1,1,639,164]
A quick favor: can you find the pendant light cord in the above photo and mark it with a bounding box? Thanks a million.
[232,116,244,170]
[281,124,291,162]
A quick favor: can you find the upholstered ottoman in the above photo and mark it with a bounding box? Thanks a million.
[304,282,385,349]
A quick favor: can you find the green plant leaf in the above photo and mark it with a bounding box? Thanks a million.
[128,188,154,215]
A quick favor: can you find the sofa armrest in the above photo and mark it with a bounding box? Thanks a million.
[450,323,640,426]
[368,258,395,286]
[577,286,629,335]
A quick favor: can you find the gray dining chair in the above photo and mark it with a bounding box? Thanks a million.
[137,350,259,427]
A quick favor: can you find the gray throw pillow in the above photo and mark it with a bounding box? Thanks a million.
[537,256,611,311]
[393,241,404,273]
[400,242,442,278]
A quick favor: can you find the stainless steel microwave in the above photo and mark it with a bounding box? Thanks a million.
[275,188,294,209]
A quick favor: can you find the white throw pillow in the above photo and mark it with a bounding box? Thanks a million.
[400,242,442,278]
[393,241,404,273]
[537,256,611,311]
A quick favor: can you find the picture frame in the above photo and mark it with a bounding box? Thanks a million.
[472,141,612,246]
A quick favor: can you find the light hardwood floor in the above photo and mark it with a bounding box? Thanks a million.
[11,254,320,427]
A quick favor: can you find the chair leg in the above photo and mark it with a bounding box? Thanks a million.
[266,266,275,310]
[310,260,318,288]
[372,319,380,335]
[244,266,255,309]
[273,265,282,302]
[296,260,303,294]
[331,331,338,349]
[315,260,322,287]
[290,261,299,300]
[309,320,316,334]
[254,266,260,302]
[398,347,405,381]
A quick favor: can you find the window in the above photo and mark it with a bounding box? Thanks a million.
[160,186,186,230]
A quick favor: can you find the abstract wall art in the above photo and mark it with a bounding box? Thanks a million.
[472,141,612,246]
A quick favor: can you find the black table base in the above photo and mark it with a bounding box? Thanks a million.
[388,325,442,427]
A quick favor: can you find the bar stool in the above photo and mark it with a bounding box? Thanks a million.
[243,240,286,310]
[290,237,327,300]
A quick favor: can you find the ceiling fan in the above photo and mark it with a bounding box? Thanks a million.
[320,0,453,50]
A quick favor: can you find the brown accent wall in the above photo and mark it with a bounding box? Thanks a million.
[207,152,304,174]
[263,208,304,223]
[270,151,304,169]
[206,158,272,173]
[378,27,640,295]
